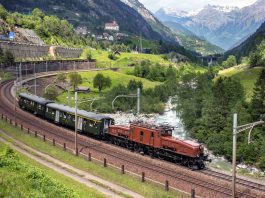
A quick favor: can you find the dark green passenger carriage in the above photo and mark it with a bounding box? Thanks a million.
[18,93,52,117]
[45,103,114,137]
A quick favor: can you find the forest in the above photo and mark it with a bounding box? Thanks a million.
[175,69,265,169]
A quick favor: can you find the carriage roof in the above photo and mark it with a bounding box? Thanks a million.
[46,103,112,121]
[19,93,53,105]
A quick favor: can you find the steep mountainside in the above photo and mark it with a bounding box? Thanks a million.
[225,21,265,59]
[164,21,224,55]
[120,0,179,44]
[156,0,265,50]
[0,0,178,44]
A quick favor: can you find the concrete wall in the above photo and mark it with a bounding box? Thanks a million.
[0,41,82,59]
[0,41,49,59]
[55,46,82,59]
[10,60,97,77]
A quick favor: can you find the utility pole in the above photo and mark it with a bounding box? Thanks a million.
[232,114,264,198]
[74,92,78,155]
[137,88,140,115]
[232,113,237,198]
[68,79,71,107]
[19,63,22,83]
[140,33,143,54]
[34,63,36,95]
[13,81,17,124]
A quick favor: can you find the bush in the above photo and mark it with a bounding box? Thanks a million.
[259,156,265,170]
[108,52,117,60]
[222,55,237,68]
[0,49,15,65]
[44,85,59,100]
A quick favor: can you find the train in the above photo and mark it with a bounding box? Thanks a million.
[18,92,210,170]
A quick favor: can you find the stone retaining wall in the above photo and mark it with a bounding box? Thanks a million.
[0,41,82,59]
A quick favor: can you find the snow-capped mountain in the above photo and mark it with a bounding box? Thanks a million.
[205,5,239,13]
[155,0,265,50]
[158,8,198,18]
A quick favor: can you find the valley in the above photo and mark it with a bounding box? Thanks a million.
[0,0,265,197]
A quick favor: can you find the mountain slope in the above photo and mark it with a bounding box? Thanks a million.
[156,0,265,50]
[164,21,224,55]
[0,0,178,44]
[225,21,265,59]
[120,0,179,44]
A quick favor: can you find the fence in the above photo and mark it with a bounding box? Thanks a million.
[1,60,97,79]
[1,112,195,197]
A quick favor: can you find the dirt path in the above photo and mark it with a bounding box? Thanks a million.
[0,130,144,198]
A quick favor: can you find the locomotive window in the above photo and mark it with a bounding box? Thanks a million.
[38,105,42,110]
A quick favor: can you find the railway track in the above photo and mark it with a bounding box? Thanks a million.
[202,169,265,192]
[1,79,265,198]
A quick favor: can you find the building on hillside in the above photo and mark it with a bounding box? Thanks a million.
[75,26,89,35]
[105,21,119,31]
[115,32,128,40]
[103,32,110,40]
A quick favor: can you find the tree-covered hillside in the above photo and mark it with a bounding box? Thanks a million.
[175,69,265,169]
[164,21,225,55]
[0,4,199,61]
[225,21,265,62]
[0,0,175,43]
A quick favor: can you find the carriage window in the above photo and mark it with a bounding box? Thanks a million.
[88,120,94,127]
[38,105,42,110]
[151,132,154,138]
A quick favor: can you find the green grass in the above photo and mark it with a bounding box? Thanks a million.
[91,50,173,68]
[57,70,161,106]
[0,141,105,198]
[0,71,14,83]
[218,66,263,101]
[0,120,186,198]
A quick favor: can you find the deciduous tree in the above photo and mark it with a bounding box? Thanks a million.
[93,73,111,93]
[69,72,82,91]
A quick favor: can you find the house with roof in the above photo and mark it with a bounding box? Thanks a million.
[105,21,119,31]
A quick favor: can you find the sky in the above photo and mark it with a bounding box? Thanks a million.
[138,0,258,12]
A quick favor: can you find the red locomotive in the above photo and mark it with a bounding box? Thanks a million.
[108,121,209,170]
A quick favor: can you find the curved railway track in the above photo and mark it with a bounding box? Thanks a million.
[1,79,265,198]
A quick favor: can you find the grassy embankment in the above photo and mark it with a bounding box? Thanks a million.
[0,120,187,198]
[58,50,207,107]
[218,66,263,102]
[0,71,14,82]
[88,50,172,68]
[0,141,105,198]
[57,69,161,107]
[87,50,207,71]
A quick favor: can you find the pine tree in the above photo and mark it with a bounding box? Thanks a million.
[251,69,265,120]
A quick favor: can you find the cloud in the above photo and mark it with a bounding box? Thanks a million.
[139,0,258,12]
